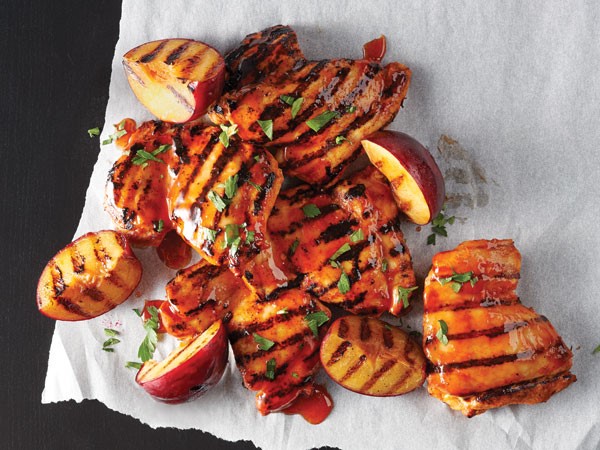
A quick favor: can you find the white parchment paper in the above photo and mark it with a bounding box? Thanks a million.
[42,1,600,449]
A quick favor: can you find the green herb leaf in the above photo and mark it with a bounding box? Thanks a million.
[305,311,330,337]
[291,372,299,378]
[330,260,341,269]
[223,174,239,199]
[254,155,261,162]
[103,337,121,348]
[349,229,364,243]
[280,94,296,105]
[427,234,436,245]
[397,286,418,309]
[436,319,449,345]
[137,306,159,362]
[306,110,340,132]
[207,190,228,212]
[265,358,276,380]
[229,236,242,258]
[381,259,389,273]
[257,119,273,140]
[427,210,455,245]
[132,149,164,167]
[88,127,100,137]
[593,344,600,355]
[102,347,114,352]
[125,361,143,370]
[102,126,128,145]
[245,230,255,244]
[248,180,262,192]
[289,238,300,256]
[437,270,478,293]
[253,333,275,351]
[199,226,217,243]
[337,272,351,294]
[335,135,351,145]
[224,223,240,247]
[153,219,164,233]
[104,328,119,337]
[330,243,351,261]
[291,97,304,119]
[133,308,142,317]
[219,123,238,148]
[302,203,321,218]
[346,105,357,113]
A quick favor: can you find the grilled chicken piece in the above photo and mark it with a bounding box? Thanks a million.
[423,239,575,417]
[105,120,179,247]
[223,25,304,92]
[209,25,411,185]
[268,166,416,316]
[161,260,331,414]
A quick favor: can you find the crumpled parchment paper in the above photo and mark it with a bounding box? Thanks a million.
[42,1,600,449]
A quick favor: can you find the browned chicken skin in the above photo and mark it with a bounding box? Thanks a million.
[423,239,575,417]
[209,25,411,185]
[268,166,416,316]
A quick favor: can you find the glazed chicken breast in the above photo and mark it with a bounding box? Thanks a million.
[160,260,330,415]
[423,239,575,417]
[268,166,416,316]
[209,25,411,185]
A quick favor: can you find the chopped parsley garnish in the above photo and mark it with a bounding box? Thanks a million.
[224,223,241,247]
[335,135,351,145]
[104,328,119,337]
[102,121,129,145]
[280,95,304,119]
[257,119,273,140]
[381,259,389,273]
[438,270,478,293]
[137,306,160,362]
[289,238,300,256]
[199,226,217,243]
[265,358,277,380]
[253,333,275,351]
[330,243,351,261]
[349,229,364,243]
[337,272,351,294]
[291,372,299,378]
[207,190,228,212]
[592,344,600,355]
[125,361,143,370]
[305,311,330,337]
[346,105,357,113]
[102,337,120,352]
[87,127,100,138]
[277,308,289,315]
[248,180,262,192]
[302,203,321,218]
[245,230,255,244]
[132,308,142,317]
[436,320,449,345]
[427,210,455,245]
[219,174,238,199]
[131,144,170,168]
[219,123,238,148]
[397,286,418,308]
[306,110,340,132]
[153,219,164,233]
[229,237,242,258]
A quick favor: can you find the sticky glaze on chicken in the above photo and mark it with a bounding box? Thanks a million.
[209,25,411,185]
[268,166,416,316]
[423,239,575,417]
[160,260,331,414]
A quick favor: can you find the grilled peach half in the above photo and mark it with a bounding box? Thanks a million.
[37,230,142,321]
[136,320,228,403]
[123,39,225,123]
[362,131,445,225]
[320,316,426,396]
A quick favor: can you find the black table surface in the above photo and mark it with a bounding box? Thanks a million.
[1,1,337,449]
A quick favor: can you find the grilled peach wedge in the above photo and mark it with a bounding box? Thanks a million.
[136,320,228,404]
[123,39,225,123]
[362,131,445,225]
[320,316,426,396]
[37,230,142,321]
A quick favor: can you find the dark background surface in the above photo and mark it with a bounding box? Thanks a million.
[0,1,331,449]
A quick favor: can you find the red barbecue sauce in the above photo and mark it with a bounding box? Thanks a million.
[141,300,166,333]
[363,35,387,61]
[156,230,192,270]
[283,384,333,424]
